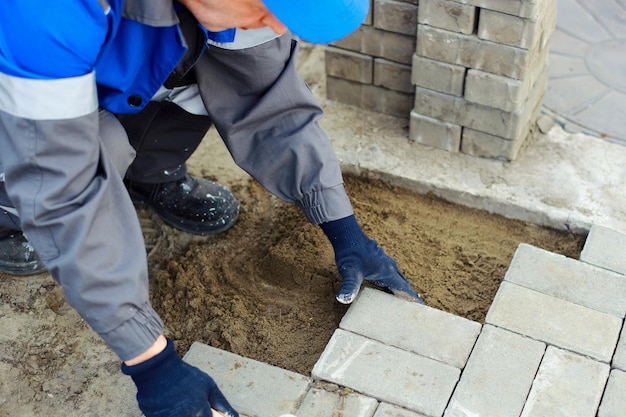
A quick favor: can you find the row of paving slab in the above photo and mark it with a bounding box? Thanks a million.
[184,224,626,417]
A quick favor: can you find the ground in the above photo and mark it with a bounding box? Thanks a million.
[0,45,585,416]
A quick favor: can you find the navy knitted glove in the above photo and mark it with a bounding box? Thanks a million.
[122,338,239,417]
[320,215,425,304]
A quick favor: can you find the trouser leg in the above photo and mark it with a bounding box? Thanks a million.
[195,32,353,224]
[114,86,239,235]
[116,99,212,184]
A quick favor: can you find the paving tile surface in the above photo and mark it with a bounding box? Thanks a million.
[580,224,626,275]
[312,329,460,417]
[184,343,311,417]
[443,325,545,417]
[519,347,609,417]
[505,243,626,317]
[486,281,622,362]
[598,369,626,417]
[340,287,481,368]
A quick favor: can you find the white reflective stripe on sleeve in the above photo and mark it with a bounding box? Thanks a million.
[151,84,208,115]
[0,71,98,120]
[207,27,281,50]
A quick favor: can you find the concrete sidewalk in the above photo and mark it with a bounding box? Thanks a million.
[185,224,626,417]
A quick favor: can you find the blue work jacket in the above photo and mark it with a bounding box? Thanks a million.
[0,0,197,114]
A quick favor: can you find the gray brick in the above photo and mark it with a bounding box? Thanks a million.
[411,54,466,97]
[325,47,374,84]
[464,58,548,112]
[413,77,544,140]
[485,282,622,362]
[455,0,543,19]
[418,0,477,34]
[444,325,545,417]
[363,26,416,64]
[297,387,378,417]
[504,244,626,317]
[184,342,311,417]
[330,26,365,52]
[374,0,419,35]
[416,25,531,80]
[332,26,416,65]
[613,321,626,371]
[362,83,414,117]
[374,59,413,93]
[410,111,462,152]
[519,347,609,417]
[580,224,626,275]
[341,288,481,368]
[598,369,626,417]
[328,77,414,118]
[374,403,429,417]
[461,127,524,160]
[312,329,461,417]
[327,76,363,108]
[477,2,556,49]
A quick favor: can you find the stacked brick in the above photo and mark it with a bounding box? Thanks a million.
[325,0,419,118]
[411,0,556,159]
[325,0,556,160]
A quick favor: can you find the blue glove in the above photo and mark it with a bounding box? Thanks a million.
[320,215,425,305]
[122,338,239,417]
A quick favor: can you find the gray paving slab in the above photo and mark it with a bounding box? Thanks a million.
[340,287,481,368]
[612,321,626,371]
[184,342,311,417]
[296,386,378,417]
[545,0,626,145]
[443,325,546,417]
[504,243,626,317]
[580,224,626,275]
[312,329,460,417]
[374,403,428,417]
[598,369,626,417]
[519,346,610,417]
[485,282,622,362]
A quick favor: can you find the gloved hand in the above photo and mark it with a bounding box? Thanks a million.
[320,215,425,305]
[122,338,239,417]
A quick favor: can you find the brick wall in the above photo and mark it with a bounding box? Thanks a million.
[325,0,556,160]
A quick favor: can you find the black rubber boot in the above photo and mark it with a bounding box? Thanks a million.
[0,228,47,276]
[126,175,240,235]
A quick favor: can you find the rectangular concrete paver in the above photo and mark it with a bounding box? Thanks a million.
[485,282,622,362]
[296,386,378,417]
[374,402,429,417]
[580,225,626,275]
[612,320,626,371]
[184,342,311,417]
[598,369,626,417]
[443,325,546,417]
[504,243,626,317]
[312,329,460,417]
[341,287,481,368]
[520,346,609,417]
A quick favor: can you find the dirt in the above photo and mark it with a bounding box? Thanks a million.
[0,44,586,416]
